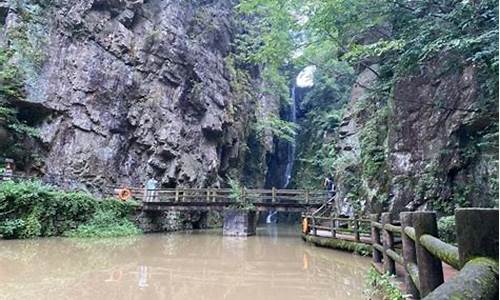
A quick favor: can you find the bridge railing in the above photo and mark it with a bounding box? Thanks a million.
[370,209,498,299]
[304,214,372,244]
[118,187,328,205]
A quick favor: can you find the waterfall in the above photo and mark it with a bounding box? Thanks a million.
[266,87,298,224]
[283,86,297,188]
[265,66,315,225]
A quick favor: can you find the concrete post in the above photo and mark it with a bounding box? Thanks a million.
[455,208,499,266]
[401,212,420,299]
[413,211,443,297]
[223,209,256,236]
[382,212,396,275]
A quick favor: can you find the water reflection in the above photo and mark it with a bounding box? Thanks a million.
[0,225,370,300]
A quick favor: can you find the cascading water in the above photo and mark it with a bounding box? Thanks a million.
[267,87,298,224]
[266,66,316,224]
[283,86,297,189]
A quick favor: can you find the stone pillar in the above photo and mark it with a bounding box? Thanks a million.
[223,209,256,236]
[455,208,499,266]
[382,212,396,275]
[371,214,382,264]
[401,212,419,299]
[413,211,443,297]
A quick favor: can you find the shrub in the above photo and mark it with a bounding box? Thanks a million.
[64,210,141,238]
[437,216,456,244]
[0,180,140,239]
[365,267,408,300]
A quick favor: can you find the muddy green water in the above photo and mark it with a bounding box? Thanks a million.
[0,226,370,300]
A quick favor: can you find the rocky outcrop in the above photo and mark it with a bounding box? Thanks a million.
[332,56,498,216]
[1,0,277,190]
[388,57,497,213]
[332,65,380,216]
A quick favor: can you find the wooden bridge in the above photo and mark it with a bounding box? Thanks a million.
[119,187,329,212]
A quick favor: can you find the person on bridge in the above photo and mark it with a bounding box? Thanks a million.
[323,175,336,199]
[2,159,14,181]
[144,177,158,202]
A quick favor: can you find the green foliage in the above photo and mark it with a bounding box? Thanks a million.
[227,177,255,210]
[437,216,456,244]
[236,0,297,105]
[0,49,23,99]
[0,0,48,162]
[365,267,408,300]
[292,67,353,189]
[0,181,141,239]
[236,0,297,69]
[64,210,141,238]
[254,113,298,143]
[358,102,390,206]
[228,177,243,201]
[237,0,498,212]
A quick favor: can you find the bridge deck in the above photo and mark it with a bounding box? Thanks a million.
[116,187,329,211]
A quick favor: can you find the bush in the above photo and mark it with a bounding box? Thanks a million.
[437,216,456,244]
[0,180,141,239]
[64,209,141,238]
[365,267,408,300]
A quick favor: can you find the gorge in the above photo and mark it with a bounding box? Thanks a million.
[0,1,498,299]
[0,0,498,221]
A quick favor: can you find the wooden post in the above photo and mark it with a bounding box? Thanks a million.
[456,208,499,267]
[175,188,179,202]
[413,211,443,297]
[371,214,382,264]
[330,215,336,238]
[272,187,276,203]
[382,212,396,275]
[305,190,309,204]
[206,189,210,202]
[312,217,317,236]
[241,188,246,205]
[400,212,420,299]
[353,217,360,242]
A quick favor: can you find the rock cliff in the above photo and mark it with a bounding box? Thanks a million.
[331,57,498,216]
[1,0,277,190]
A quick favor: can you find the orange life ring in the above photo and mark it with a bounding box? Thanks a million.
[118,188,132,201]
[112,270,123,281]
[302,217,309,234]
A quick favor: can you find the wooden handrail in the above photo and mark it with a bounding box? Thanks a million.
[419,234,460,270]
[372,221,383,229]
[386,248,404,265]
[384,223,402,234]
[404,226,416,241]
[305,209,498,299]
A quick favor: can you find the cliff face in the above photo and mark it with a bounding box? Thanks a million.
[388,58,497,214]
[1,0,277,190]
[331,57,498,216]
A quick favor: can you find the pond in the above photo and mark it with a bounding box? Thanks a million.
[0,225,370,300]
